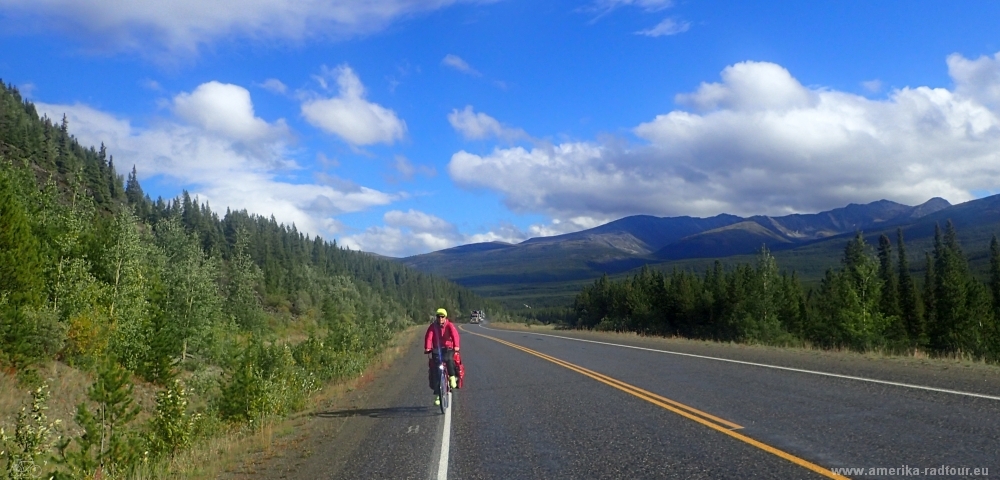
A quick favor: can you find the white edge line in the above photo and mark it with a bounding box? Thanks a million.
[476,325,1000,402]
[437,392,452,480]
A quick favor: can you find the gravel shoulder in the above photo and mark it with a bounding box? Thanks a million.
[484,322,1000,398]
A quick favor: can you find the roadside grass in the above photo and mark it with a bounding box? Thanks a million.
[485,322,1000,373]
[1,361,162,440]
[0,325,421,479]
[147,324,424,479]
[484,322,558,332]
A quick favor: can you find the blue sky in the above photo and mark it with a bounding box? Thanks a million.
[2,0,1000,257]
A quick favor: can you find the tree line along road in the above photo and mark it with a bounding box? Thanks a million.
[229,324,1000,479]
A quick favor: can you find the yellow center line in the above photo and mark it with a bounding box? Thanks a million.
[466,328,849,480]
[489,335,743,430]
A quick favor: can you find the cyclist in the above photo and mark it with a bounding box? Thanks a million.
[425,308,461,406]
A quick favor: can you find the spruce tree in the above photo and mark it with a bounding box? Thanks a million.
[988,235,1000,360]
[930,221,975,354]
[897,229,923,347]
[124,166,144,206]
[837,234,886,350]
[990,235,1000,319]
[56,359,142,478]
[744,246,784,343]
[922,231,938,346]
[877,234,906,346]
[0,169,44,308]
[227,228,265,330]
[107,156,125,200]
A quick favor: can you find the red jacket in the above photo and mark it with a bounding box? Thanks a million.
[425,319,460,351]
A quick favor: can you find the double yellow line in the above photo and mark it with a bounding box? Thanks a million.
[467,329,849,480]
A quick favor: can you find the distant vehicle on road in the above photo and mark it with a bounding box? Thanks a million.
[470,310,484,324]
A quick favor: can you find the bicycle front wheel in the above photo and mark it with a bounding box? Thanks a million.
[439,369,448,414]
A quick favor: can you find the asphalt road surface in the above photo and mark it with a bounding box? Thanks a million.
[238,324,1000,479]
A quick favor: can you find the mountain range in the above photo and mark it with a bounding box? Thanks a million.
[399,195,1000,309]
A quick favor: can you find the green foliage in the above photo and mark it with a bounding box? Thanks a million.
[824,233,889,349]
[100,210,153,371]
[572,250,802,345]
[877,234,907,349]
[217,339,318,424]
[225,229,265,331]
[567,225,1000,361]
[990,235,1000,315]
[145,380,197,459]
[897,229,924,347]
[154,218,224,359]
[0,79,506,473]
[1,386,59,480]
[925,221,996,356]
[55,359,142,480]
[740,247,788,343]
[0,165,44,309]
[0,308,66,368]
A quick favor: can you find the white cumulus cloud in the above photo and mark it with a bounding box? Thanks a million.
[385,209,454,231]
[342,209,533,256]
[0,0,497,56]
[448,106,527,141]
[948,51,1000,111]
[173,81,287,142]
[341,209,460,256]
[36,82,399,237]
[448,55,1000,223]
[675,61,815,112]
[301,64,407,146]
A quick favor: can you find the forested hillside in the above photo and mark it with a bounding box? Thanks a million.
[563,228,1000,362]
[0,80,505,478]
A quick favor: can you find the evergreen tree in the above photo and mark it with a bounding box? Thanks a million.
[877,234,906,346]
[107,156,125,201]
[923,251,935,342]
[742,246,785,343]
[124,166,144,206]
[0,167,50,367]
[990,235,1000,320]
[820,233,887,350]
[0,167,44,308]
[877,235,900,317]
[897,228,924,347]
[226,228,265,330]
[56,359,142,479]
[930,221,969,353]
[988,235,1000,360]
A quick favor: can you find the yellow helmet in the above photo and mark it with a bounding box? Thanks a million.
[435,308,448,317]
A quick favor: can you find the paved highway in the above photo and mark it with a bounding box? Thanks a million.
[239,324,1000,479]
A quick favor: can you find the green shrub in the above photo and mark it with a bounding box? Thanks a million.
[216,340,318,425]
[145,380,197,459]
[0,386,59,480]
